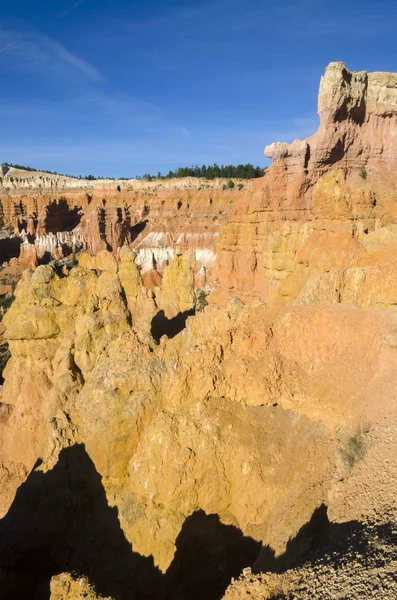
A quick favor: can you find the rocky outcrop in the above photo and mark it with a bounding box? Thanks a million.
[0,167,96,190]
[18,231,86,269]
[1,63,397,599]
[266,62,397,173]
[213,62,397,307]
[82,206,132,254]
[0,253,396,597]
[50,574,113,600]
[154,250,196,319]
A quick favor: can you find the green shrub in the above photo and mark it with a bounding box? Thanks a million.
[360,167,367,179]
[339,433,366,469]
[0,293,15,314]
[196,290,209,312]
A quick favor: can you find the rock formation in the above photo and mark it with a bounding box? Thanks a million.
[0,253,396,597]
[0,62,396,599]
[213,62,397,307]
[50,574,113,600]
[0,176,241,288]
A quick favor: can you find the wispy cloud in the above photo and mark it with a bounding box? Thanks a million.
[58,0,87,20]
[0,40,17,54]
[40,35,104,82]
[0,25,104,83]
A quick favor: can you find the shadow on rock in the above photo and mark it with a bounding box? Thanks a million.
[0,444,261,600]
[0,237,21,263]
[0,444,162,600]
[44,199,81,234]
[164,510,261,600]
[151,309,195,342]
[254,503,397,578]
[131,219,148,242]
[1,443,382,600]
[254,503,331,574]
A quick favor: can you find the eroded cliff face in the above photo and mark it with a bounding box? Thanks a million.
[213,62,397,307]
[0,62,397,600]
[0,177,241,286]
[0,250,396,598]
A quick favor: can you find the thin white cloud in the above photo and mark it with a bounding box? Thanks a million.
[0,40,17,54]
[0,25,104,83]
[58,0,87,20]
[40,36,104,82]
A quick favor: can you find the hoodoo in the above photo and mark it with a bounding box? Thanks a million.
[213,62,397,308]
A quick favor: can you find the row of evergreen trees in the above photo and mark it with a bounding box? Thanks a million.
[2,162,266,181]
[142,163,265,181]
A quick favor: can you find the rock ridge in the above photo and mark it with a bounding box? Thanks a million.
[213,62,397,306]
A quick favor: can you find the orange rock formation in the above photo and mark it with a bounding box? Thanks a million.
[0,177,243,287]
[0,63,396,600]
[213,62,397,307]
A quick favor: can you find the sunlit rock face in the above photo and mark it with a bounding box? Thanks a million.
[1,250,396,597]
[213,62,397,307]
[0,175,238,286]
[0,63,397,599]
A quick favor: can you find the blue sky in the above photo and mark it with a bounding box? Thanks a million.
[0,0,396,177]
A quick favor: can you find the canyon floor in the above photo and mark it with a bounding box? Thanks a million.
[0,61,396,599]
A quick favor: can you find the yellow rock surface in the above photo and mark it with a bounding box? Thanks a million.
[1,257,396,587]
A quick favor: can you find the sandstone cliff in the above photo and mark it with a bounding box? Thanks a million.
[213,62,397,307]
[0,254,396,598]
[0,62,397,600]
[0,177,242,288]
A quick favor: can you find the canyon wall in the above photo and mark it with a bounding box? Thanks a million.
[0,178,245,287]
[4,63,397,308]
[0,63,396,599]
